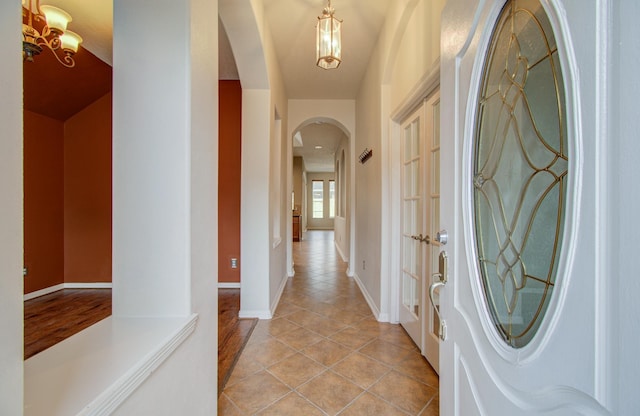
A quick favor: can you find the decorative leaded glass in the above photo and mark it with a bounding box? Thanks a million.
[473,0,568,348]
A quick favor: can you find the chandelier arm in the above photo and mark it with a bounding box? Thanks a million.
[48,49,76,68]
[36,35,61,52]
[34,34,75,67]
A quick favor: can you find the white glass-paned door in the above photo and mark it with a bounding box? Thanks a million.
[400,109,423,347]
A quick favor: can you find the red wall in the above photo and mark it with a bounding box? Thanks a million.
[218,81,242,283]
[23,93,112,294]
[23,111,65,293]
[25,81,236,291]
[64,93,112,283]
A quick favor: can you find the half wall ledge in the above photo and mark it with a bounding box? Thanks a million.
[24,314,198,415]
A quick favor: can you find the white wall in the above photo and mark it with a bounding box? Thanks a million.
[112,0,218,412]
[389,0,444,110]
[240,89,272,318]
[354,0,445,320]
[223,0,289,318]
[113,0,191,317]
[270,106,288,310]
[262,10,290,315]
[354,52,384,317]
[334,137,350,261]
[288,100,356,140]
[0,2,24,414]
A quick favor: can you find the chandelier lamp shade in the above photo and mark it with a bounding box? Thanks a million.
[22,0,83,68]
[316,0,342,70]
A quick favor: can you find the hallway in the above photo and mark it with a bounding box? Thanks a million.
[219,231,439,415]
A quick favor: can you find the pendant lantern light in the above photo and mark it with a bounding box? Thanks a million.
[316,0,342,70]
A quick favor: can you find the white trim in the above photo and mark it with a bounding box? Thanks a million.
[218,282,241,289]
[272,237,282,249]
[64,282,113,289]
[390,58,441,123]
[24,315,198,416]
[23,284,65,301]
[78,314,198,416]
[24,283,113,301]
[239,310,272,320]
[334,241,349,263]
[270,273,289,317]
[353,273,390,322]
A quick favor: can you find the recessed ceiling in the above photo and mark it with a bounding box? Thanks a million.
[293,123,346,172]
[262,0,391,98]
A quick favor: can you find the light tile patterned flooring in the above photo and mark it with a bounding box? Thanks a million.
[219,231,439,415]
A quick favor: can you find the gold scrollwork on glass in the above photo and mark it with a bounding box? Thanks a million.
[473,0,568,348]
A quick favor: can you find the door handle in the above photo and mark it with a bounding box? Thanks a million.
[411,234,431,244]
[429,280,446,341]
[428,251,448,340]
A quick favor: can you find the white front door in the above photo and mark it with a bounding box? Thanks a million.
[440,0,611,414]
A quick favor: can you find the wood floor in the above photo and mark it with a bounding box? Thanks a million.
[23,287,256,393]
[218,289,258,394]
[24,289,112,360]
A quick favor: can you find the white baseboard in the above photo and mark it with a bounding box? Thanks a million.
[239,310,272,320]
[218,282,241,289]
[24,284,65,301]
[334,242,349,263]
[65,282,113,289]
[24,282,113,301]
[270,273,289,317]
[352,273,384,321]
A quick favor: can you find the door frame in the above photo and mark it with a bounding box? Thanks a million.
[386,61,440,326]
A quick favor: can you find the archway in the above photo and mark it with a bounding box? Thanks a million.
[288,115,354,278]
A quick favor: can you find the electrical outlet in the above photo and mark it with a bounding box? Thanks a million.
[23,267,28,277]
[230,258,238,269]
[362,260,366,270]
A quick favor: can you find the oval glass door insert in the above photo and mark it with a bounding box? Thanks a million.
[473,0,568,348]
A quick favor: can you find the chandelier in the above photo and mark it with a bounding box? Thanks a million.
[22,0,83,68]
[316,0,342,70]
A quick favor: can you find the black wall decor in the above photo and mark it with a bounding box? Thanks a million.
[358,148,373,164]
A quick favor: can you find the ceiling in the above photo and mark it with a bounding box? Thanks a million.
[293,122,346,172]
[25,0,389,168]
[262,0,390,99]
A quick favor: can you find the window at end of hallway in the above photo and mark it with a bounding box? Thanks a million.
[312,180,323,218]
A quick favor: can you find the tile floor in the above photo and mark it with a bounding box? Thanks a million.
[219,231,439,415]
